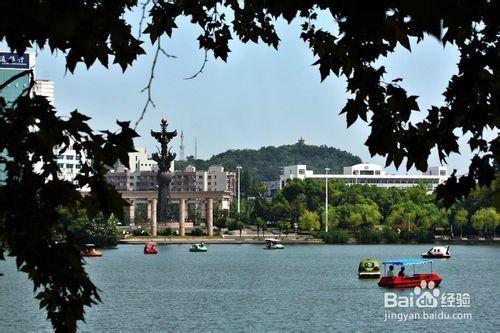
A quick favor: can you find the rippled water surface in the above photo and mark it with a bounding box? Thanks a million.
[1,244,499,332]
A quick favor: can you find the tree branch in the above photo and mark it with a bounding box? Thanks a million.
[184,49,208,80]
[134,38,176,130]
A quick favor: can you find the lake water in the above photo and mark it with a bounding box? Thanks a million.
[1,244,499,332]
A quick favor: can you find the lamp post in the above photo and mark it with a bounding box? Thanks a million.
[236,166,242,214]
[324,167,330,233]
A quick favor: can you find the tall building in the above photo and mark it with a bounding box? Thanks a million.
[206,166,236,194]
[279,163,449,191]
[35,79,55,105]
[1,52,36,182]
[1,52,57,184]
[54,142,87,183]
[0,52,34,105]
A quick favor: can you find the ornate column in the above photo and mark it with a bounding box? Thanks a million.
[207,198,213,236]
[179,198,186,236]
[147,202,152,221]
[151,198,157,236]
[126,200,135,226]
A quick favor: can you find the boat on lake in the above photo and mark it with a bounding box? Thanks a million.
[358,259,380,279]
[81,244,103,257]
[144,241,158,254]
[264,238,285,250]
[189,243,208,252]
[422,246,451,259]
[378,258,442,288]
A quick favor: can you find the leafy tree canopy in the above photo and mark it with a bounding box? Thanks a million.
[176,141,361,181]
[1,0,497,204]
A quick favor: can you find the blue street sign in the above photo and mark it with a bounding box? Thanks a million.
[0,52,30,69]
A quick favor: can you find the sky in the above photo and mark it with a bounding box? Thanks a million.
[18,9,490,176]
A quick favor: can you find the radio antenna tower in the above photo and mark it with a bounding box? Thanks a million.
[179,131,185,161]
[194,137,198,160]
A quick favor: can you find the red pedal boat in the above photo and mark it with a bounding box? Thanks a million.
[144,241,158,254]
[378,259,441,288]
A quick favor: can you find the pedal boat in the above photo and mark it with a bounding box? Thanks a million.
[264,238,285,250]
[378,259,442,288]
[189,243,208,252]
[422,246,451,259]
[144,241,158,254]
[358,259,381,279]
[81,244,103,257]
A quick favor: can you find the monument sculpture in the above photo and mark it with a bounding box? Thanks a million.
[151,117,177,222]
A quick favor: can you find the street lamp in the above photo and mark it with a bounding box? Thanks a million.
[324,167,330,233]
[236,165,242,214]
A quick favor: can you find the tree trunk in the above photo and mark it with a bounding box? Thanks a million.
[460,226,463,239]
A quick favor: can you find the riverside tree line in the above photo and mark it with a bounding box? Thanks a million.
[214,178,499,243]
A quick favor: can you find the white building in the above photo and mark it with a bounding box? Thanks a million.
[54,143,87,183]
[114,147,174,173]
[281,164,314,181]
[35,79,55,105]
[279,163,449,190]
[207,165,236,193]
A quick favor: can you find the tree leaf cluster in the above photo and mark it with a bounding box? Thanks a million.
[0,86,137,332]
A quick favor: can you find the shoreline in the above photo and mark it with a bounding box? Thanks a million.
[119,237,500,245]
[119,237,323,245]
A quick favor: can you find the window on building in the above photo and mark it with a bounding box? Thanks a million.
[375,170,380,175]
[440,170,446,176]
[66,155,74,160]
[360,170,374,175]
[299,169,305,175]
[66,164,73,168]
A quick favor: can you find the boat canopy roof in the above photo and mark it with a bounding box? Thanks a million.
[265,238,280,242]
[382,258,432,266]
[145,241,157,245]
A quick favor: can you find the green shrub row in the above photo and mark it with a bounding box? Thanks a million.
[320,227,435,244]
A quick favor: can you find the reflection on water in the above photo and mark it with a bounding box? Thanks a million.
[1,244,499,332]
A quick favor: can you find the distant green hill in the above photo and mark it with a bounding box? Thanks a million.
[175,140,362,181]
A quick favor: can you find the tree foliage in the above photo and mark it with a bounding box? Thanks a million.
[299,210,320,231]
[0,88,137,332]
[471,207,500,237]
[257,179,497,239]
[454,208,469,238]
[176,141,361,181]
[66,211,120,248]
